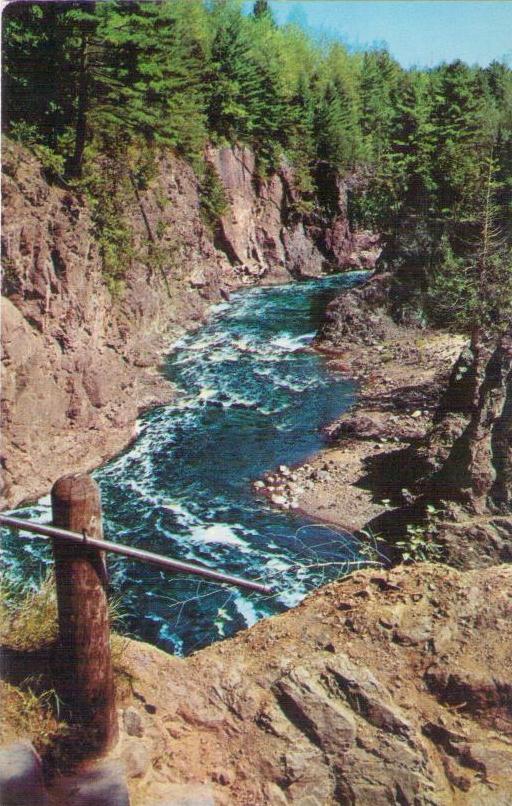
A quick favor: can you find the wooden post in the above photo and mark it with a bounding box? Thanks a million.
[51,474,118,753]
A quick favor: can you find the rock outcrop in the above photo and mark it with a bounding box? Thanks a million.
[1,142,237,508]
[1,141,378,509]
[4,563,510,803]
[411,329,512,567]
[109,564,512,804]
[316,271,395,348]
[314,264,511,566]
[359,329,512,568]
[0,741,48,806]
[208,146,380,280]
[424,330,512,514]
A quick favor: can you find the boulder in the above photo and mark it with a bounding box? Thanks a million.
[0,741,48,806]
[48,760,129,806]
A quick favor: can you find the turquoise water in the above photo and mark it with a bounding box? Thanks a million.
[2,273,365,655]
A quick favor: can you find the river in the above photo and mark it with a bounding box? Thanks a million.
[3,272,366,654]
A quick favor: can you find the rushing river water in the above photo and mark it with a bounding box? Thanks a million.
[3,272,367,654]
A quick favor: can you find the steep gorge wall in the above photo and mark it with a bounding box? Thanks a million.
[1,143,233,509]
[208,145,379,280]
[1,141,377,508]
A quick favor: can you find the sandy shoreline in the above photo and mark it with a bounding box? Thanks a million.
[256,328,466,534]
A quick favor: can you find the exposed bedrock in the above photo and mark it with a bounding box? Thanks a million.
[110,563,512,805]
[207,145,380,280]
[316,271,395,348]
[376,329,512,568]
[1,142,233,508]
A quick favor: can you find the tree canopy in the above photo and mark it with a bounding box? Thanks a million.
[2,0,511,328]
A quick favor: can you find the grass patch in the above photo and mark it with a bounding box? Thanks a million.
[0,571,135,758]
[0,679,68,754]
[0,571,58,651]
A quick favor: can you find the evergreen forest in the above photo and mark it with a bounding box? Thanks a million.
[3,0,512,331]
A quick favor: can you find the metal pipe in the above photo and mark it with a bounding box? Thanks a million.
[0,514,273,595]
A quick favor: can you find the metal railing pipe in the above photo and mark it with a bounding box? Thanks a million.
[0,514,273,595]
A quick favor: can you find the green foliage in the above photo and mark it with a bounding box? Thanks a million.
[315,79,360,171]
[81,152,134,297]
[426,236,476,329]
[427,155,512,333]
[0,570,58,651]
[396,505,444,563]
[198,162,229,229]
[0,680,68,755]
[2,0,512,330]
[96,0,209,159]
[8,120,66,180]
[253,0,274,22]
[206,0,289,168]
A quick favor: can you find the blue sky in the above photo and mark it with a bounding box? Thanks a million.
[243,1,512,69]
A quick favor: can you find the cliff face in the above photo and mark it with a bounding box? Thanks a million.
[1,143,233,508]
[422,331,512,513]
[208,145,379,281]
[414,330,512,567]
[1,141,378,508]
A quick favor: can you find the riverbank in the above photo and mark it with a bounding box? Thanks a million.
[117,562,512,806]
[258,324,465,532]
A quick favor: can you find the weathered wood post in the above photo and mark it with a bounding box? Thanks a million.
[51,473,118,753]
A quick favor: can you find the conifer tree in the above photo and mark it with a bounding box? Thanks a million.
[253,0,274,24]
[97,0,208,158]
[387,72,436,216]
[427,152,512,333]
[207,3,264,142]
[287,73,316,198]
[430,61,495,217]
[315,80,359,172]
[3,1,91,157]
[359,49,400,164]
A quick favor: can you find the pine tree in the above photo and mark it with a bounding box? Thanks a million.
[66,3,99,176]
[427,152,512,332]
[253,0,274,24]
[315,80,359,172]
[3,2,88,154]
[430,61,496,218]
[287,73,316,199]
[359,49,400,164]
[96,0,208,158]
[207,3,264,142]
[387,72,436,216]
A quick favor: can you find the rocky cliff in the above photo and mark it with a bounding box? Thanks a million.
[407,329,512,567]
[1,141,378,509]
[3,563,510,804]
[79,563,512,804]
[208,146,379,281]
[314,270,511,567]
